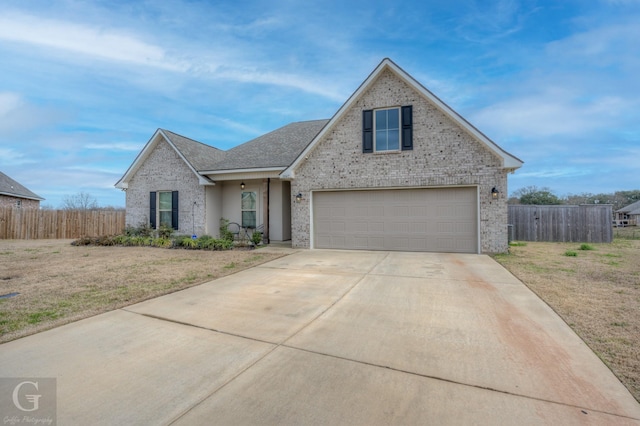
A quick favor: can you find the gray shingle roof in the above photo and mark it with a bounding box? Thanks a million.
[161,129,225,171]
[0,171,44,201]
[617,200,640,215]
[202,119,329,172]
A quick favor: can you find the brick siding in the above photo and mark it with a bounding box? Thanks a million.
[125,138,206,235]
[291,68,509,253]
[0,195,40,209]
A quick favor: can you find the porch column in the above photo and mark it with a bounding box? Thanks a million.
[262,178,270,243]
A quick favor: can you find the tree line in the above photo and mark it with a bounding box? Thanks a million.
[509,186,640,209]
[40,192,124,211]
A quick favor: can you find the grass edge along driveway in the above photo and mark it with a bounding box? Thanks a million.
[493,235,640,403]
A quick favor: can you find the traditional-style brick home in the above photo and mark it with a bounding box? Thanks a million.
[0,171,44,208]
[116,59,523,253]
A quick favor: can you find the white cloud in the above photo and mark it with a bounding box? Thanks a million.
[0,11,187,72]
[85,143,142,152]
[471,90,629,139]
[0,147,31,165]
[0,92,65,138]
[0,92,23,116]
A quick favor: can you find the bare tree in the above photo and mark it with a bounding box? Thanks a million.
[61,192,99,210]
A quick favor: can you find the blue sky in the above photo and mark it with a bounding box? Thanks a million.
[1,0,638,207]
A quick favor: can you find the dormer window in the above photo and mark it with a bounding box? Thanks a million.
[363,105,412,153]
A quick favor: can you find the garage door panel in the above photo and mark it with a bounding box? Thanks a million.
[313,188,477,253]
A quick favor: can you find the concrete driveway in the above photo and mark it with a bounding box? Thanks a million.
[1,250,639,425]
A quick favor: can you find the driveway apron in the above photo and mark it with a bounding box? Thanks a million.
[1,250,639,425]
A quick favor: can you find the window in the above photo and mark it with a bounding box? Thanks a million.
[375,108,400,151]
[158,192,173,228]
[16,200,22,209]
[241,191,256,228]
[149,191,178,230]
[363,105,412,153]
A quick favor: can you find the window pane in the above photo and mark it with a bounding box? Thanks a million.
[375,130,387,151]
[159,192,172,210]
[241,192,256,209]
[375,110,387,130]
[387,129,399,150]
[387,108,399,130]
[242,211,256,228]
[159,211,172,227]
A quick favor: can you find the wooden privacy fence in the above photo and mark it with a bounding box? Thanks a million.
[508,204,613,243]
[0,208,126,239]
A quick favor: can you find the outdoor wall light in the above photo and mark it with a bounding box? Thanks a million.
[295,193,303,203]
[240,182,245,190]
[491,187,499,199]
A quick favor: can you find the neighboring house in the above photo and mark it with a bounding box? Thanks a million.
[116,58,523,253]
[0,171,44,208]
[614,200,640,226]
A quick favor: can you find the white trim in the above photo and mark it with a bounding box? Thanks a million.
[282,58,523,179]
[202,167,284,175]
[204,167,283,182]
[475,185,481,254]
[0,192,44,201]
[373,106,401,153]
[200,167,285,175]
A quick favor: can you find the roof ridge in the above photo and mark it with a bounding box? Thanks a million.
[160,128,223,151]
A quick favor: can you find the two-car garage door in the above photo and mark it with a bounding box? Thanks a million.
[313,187,478,253]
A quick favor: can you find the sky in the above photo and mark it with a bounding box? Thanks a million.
[1,0,639,208]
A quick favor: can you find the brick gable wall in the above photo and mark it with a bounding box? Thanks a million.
[291,69,509,253]
[125,138,206,235]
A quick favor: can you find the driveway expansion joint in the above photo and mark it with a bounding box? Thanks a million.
[119,308,277,346]
[280,344,640,422]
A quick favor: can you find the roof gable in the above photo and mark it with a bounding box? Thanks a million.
[115,129,219,188]
[0,171,44,201]
[282,58,523,179]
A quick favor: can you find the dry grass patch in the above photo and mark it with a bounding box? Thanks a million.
[494,235,640,402]
[0,239,287,343]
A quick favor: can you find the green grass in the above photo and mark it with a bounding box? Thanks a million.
[223,262,237,269]
[611,321,628,328]
[565,250,578,257]
[27,310,60,324]
[579,243,595,251]
[509,241,527,247]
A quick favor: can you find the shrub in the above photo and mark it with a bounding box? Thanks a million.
[157,224,174,239]
[251,231,262,246]
[565,250,578,257]
[125,222,154,238]
[153,237,172,248]
[215,239,234,250]
[579,243,594,251]
[197,235,217,250]
[219,218,234,242]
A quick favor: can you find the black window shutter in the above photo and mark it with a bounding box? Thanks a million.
[149,192,157,229]
[401,105,413,151]
[171,191,179,230]
[362,110,373,153]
